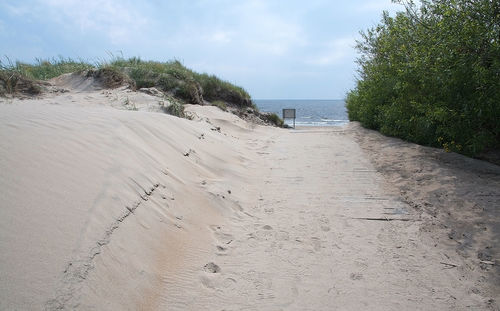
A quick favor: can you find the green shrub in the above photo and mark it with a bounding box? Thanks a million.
[347,0,500,156]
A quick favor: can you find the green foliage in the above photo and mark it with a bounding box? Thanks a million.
[163,101,185,118]
[211,100,228,111]
[347,0,500,156]
[263,113,284,127]
[107,57,252,107]
[1,57,94,80]
[0,57,93,96]
[193,72,252,107]
[0,70,17,95]
[0,70,41,96]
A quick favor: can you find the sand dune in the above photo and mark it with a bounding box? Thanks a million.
[0,87,261,309]
[0,84,498,310]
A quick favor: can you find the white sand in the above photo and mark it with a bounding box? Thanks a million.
[0,81,498,310]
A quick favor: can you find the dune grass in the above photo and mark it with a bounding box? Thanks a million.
[162,100,186,118]
[262,113,284,127]
[211,100,228,111]
[0,57,94,80]
[192,72,252,107]
[0,56,253,108]
[107,57,252,107]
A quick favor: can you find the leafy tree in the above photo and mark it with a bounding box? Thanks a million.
[347,0,500,156]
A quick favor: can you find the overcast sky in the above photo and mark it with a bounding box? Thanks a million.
[0,0,402,99]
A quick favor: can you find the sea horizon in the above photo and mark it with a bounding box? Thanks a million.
[254,99,349,127]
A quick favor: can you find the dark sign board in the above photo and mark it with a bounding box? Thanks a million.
[283,108,296,119]
[282,108,296,128]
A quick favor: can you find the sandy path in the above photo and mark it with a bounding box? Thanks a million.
[158,126,494,310]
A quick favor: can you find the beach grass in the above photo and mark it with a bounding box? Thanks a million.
[0,56,253,108]
[211,100,228,111]
[162,100,185,118]
[1,57,94,80]
[106,57,252,107]
[262,113,284,127]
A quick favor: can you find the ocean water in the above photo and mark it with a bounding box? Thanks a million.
[254,99,348,127]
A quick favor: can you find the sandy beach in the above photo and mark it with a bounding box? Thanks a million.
[1,81,499,310]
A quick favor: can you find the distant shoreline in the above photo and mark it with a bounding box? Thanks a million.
[255,99,348,127]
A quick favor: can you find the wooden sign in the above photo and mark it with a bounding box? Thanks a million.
[282,108,296,128]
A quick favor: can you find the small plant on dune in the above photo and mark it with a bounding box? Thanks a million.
[263,113,284,127]
[0,70,16,95]
[162,101,185,118]
[0,69,42,96]
[89,66,135,89]
[211,100,227,111]
[123,96,138,111]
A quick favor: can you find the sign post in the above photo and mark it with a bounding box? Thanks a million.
[282,108,296,129]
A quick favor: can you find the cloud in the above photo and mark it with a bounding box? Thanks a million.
[33,0,150,45]
[192,0,306,56]
[1,2,32,16]
[236,1,306,56]
[159,0,307,58]
[0,0,387,98]
[306,37,356,66]
[205,31,233,44]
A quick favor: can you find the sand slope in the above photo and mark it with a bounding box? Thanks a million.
[0,85,499,310]
[0,90,264,309]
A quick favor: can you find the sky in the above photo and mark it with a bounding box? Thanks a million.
[0,0,403,99]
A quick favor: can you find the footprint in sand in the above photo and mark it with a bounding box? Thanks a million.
[319,215,331,232]
[209,225,234,245]
[277,230,290,241]
[217,245,227,251]
[204,262,221,273]
[321,225,331,232]
[222,277,237,290]
[199,275,215,289]
[350,272,364,280]
[216,245,229,256]
[311,237,322,252]
[255,225,275,241]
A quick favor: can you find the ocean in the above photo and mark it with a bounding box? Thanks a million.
[254,99,349,127]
